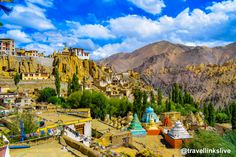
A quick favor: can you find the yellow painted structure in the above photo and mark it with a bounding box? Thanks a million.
[36,108,92,133]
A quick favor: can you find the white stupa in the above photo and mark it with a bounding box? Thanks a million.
[167,121,191,139]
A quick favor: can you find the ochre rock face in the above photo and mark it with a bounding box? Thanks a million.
[0,56,53,78]
[53,55,99,82]
[0,55,105,83]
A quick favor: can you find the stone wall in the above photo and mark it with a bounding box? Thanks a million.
[63,135,101,157]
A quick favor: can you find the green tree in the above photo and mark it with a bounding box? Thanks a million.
[108,98,120,117]
[91,91,108,120]
[67,91,82,108]
[9,111,38,136]
[165,99,171,112]
[157,88,162,106]
[38,87,57,102]
[179,91,184,106]
[208,103,216,126]
[172,83,180,104]
[54,68,61,96]
[216,112,229,123]
[48,96,65,105]
[71,73,80,92]
[14,72,21,86]
[119,97,133,117]
[142,91,148,111]
[150,91,155,105]
[133,89,143,118]
[203,103,209,123]
[80,90,92,108]
[231,102,236,130]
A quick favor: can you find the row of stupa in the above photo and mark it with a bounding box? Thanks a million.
[128,107,160,136]
[127,106,192,148]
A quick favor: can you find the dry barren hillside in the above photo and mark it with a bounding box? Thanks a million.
[99,41,236,107]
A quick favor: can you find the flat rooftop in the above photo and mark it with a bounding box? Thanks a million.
[92,119,120,134]
[37,112,82,126]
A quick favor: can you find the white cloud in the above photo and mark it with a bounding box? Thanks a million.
[1,3,55,30]
[0,29,32,43]
[109,15,161,39]
[128,0,165,15]
[28,30,98,55]
[25,43,54,53]
[26,0,54,8]
[207,0,236,13]
[92,0,236,59]
[31,31,98,51]
[67,21,114,39]
[3,24,22,29]
[93,38,146,59]
[109,8,229,42]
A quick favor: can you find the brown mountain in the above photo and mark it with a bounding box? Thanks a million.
[99,41,236,107]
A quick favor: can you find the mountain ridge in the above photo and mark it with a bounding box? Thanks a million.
[99,41,236,107]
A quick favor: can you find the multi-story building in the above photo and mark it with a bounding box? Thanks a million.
[15,48,26,56]
[21,72,50,80]
[69,48,90,60]
[25,50,39,57]
[15,49,42,57]
[0,38,15,55]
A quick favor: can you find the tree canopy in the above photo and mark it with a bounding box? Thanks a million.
[37,87,57,102]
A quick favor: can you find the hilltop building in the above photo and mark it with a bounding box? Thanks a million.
[0,38,45,57]
[0,38,15,56]
[58,46,90,60]
[15,49,44,57]
[69,48,90,60]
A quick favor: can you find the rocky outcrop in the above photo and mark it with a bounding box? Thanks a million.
[0,56,53,78]
[53,55,102,82]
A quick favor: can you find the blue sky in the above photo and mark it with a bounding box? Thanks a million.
[0,0,236,59]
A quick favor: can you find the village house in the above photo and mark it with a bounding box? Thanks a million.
[25,50,39,57]
[0,38,15,56]
[14,96,32,108]
[15,48,25,56]
[21,72,50,80]
[0,87,10,93]
[100,65,113,74]
[0,93,18,109]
